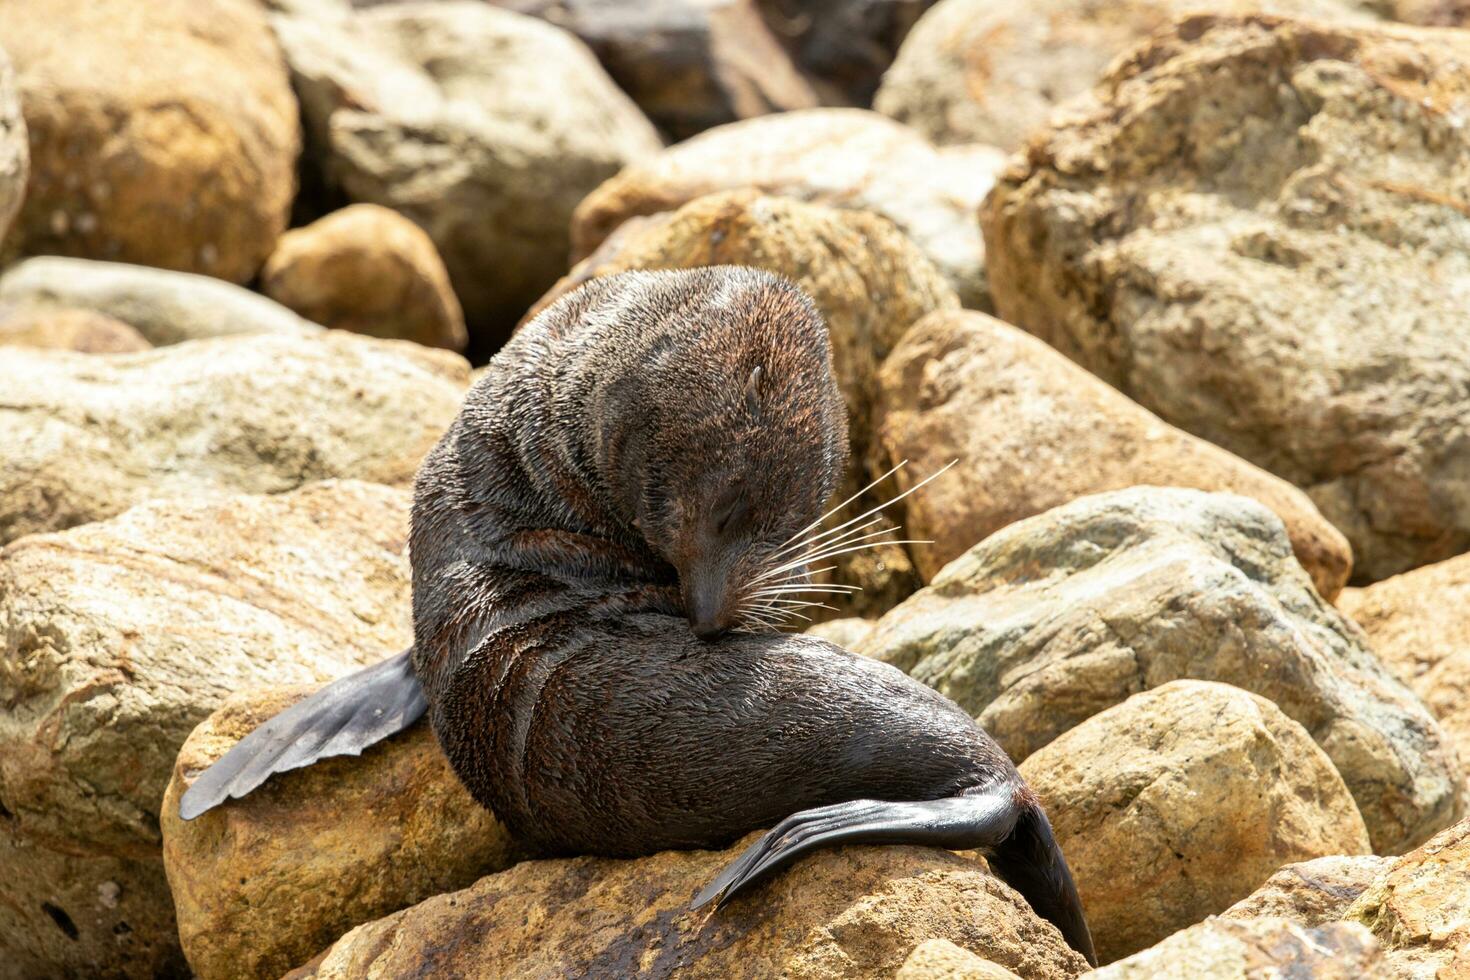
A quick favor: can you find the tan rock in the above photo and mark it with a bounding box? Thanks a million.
[0,45,28,244]
[261,204,467,351]
[897,938,1023,979]
[1085,916,1382,978]
[0,331,467,545]
[857,487,1465,855]
[804,617,876,651]
[982,15,1470,582]
[287,836,1090,980]
[0,306,150,353]
[1338,553,1470,781]
[162,685,522,980]
[875,309,1351,599]
[571,108,1005,308]
[1019,680,1371,963]
[0,0,299,283]
[0,481,414,978]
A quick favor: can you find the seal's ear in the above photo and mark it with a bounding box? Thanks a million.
[744,365,763,416]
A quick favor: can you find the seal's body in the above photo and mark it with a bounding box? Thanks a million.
[182,268,1095,965]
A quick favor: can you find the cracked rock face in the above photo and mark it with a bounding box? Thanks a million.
[982,14,1470,583]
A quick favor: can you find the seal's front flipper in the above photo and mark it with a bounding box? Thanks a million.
[178,648,426,820]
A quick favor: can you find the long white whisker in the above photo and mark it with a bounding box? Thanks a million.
[752,527,905,583]
[783,461,956,564]
[778,460,908,548]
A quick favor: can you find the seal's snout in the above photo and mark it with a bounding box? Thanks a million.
[683,564,734,641]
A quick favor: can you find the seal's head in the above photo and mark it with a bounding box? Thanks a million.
[589,267,848,639]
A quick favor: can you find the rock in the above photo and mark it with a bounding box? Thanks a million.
[981,14,1470,582]
[857,487,1464,855]
[875,0,1373,149]
[1222,855,1387,924]
[571,108,1005,309]
[0,332,468,546]
[162,686,522,980]
[0,46,28,244]
[1338,553,1470,782]
[758,0,940,106]
[1019,680,1371,963]
[271,0,661,344]
[1085,917,1382,978]
[535,190,958,614]
[874,309,1351,599]
[0,257,319,345]
[0,0,299,283]
[0,482,414,979]
[489,0,817,140]
[0,306,150,353]
[896,938,1023,979]
[286,835,1090,980]
[260,204,467,351]
[804,617,876,651]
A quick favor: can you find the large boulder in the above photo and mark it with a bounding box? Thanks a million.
[0,482,414,979]
[982,15,1470,582]
[874,309,1351,599]
[857,487,1464,855]
[1222,855,1387,925]
[0,332,467,546]
[0,306,149,354]
[286,836,1090,980]
[571,109,1005,308]
[162,686,522,980]
[0,0,299,283]
[270,0,661,344]
[260,203,467,351]
[533,190,959,614]
[0,257,319,345]
[1019,680,1371,963]
[1084,917,1382,979]
[1339,553,1470,782]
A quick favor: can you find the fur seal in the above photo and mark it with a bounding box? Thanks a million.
[181,267,1096,966]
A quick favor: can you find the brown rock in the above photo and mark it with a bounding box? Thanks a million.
[0,482,414,978]
[287,836,1090,980]
[1019,680,1372,963]
[896,938,1023,979]
[162,685,522,980]
[982,15,1470,582]
[1222,855,1387,925]
[0,306,150,353]
[261,204,467,351]
[571,108,1005,308]
[1085,916,1382,978]
[0,0,300,283]
[874,309,1351,599]
[1338,553,1470,782]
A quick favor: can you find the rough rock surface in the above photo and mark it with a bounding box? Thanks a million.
[875,0,1373,149]
[0,306,150,353]
[0,332,468,545]
[1339,553,1470,781]
[896,939,1022,980]
[804,617,876,651]
[982,15,1470,582]
[758,0,939,105]
[1085,916,1382,978]
[571,109,1005,308]
[261,203,467,351]
[875,309,1351,599]
[1222,855,1387,925]
[0,257,319,345]
[286,836,1090,980]
[0,0,299,283]
[857,487,1464,855]
[0,47,27,245]
[271,0,661,343]
[1019,680,1371,963]
[534,190,958,614]
[0,482,414,979]
[162,686,522,980]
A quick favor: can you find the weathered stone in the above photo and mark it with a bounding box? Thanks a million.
[982,15,1470,582]
[896,938,1023,980]
[1085,917,1382,978]
[0,0,299,283]
[874,309,1351,599]
[261,203,467,351]
[162,685,522,980]
[1222,855,1387,924]
[271,0,660,343]
[287,836,1090,980]
[536,190,958,614]
[0,306,149,353]
[804,617,876,651]
[758,0,940,106]
[857,487,1464,855]
[0,257,318,345]
[1019,680,1371,963]
[0,482,414,979]
[572,108,1005,308]
[1339,553,1470,782]
[0,45,28,245]
[0,332,467,545]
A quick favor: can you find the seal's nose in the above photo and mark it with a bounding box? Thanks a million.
[684,565,732,641]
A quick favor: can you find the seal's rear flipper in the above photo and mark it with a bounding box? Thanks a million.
[178,648,426,820]
[691,783,1097,967]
